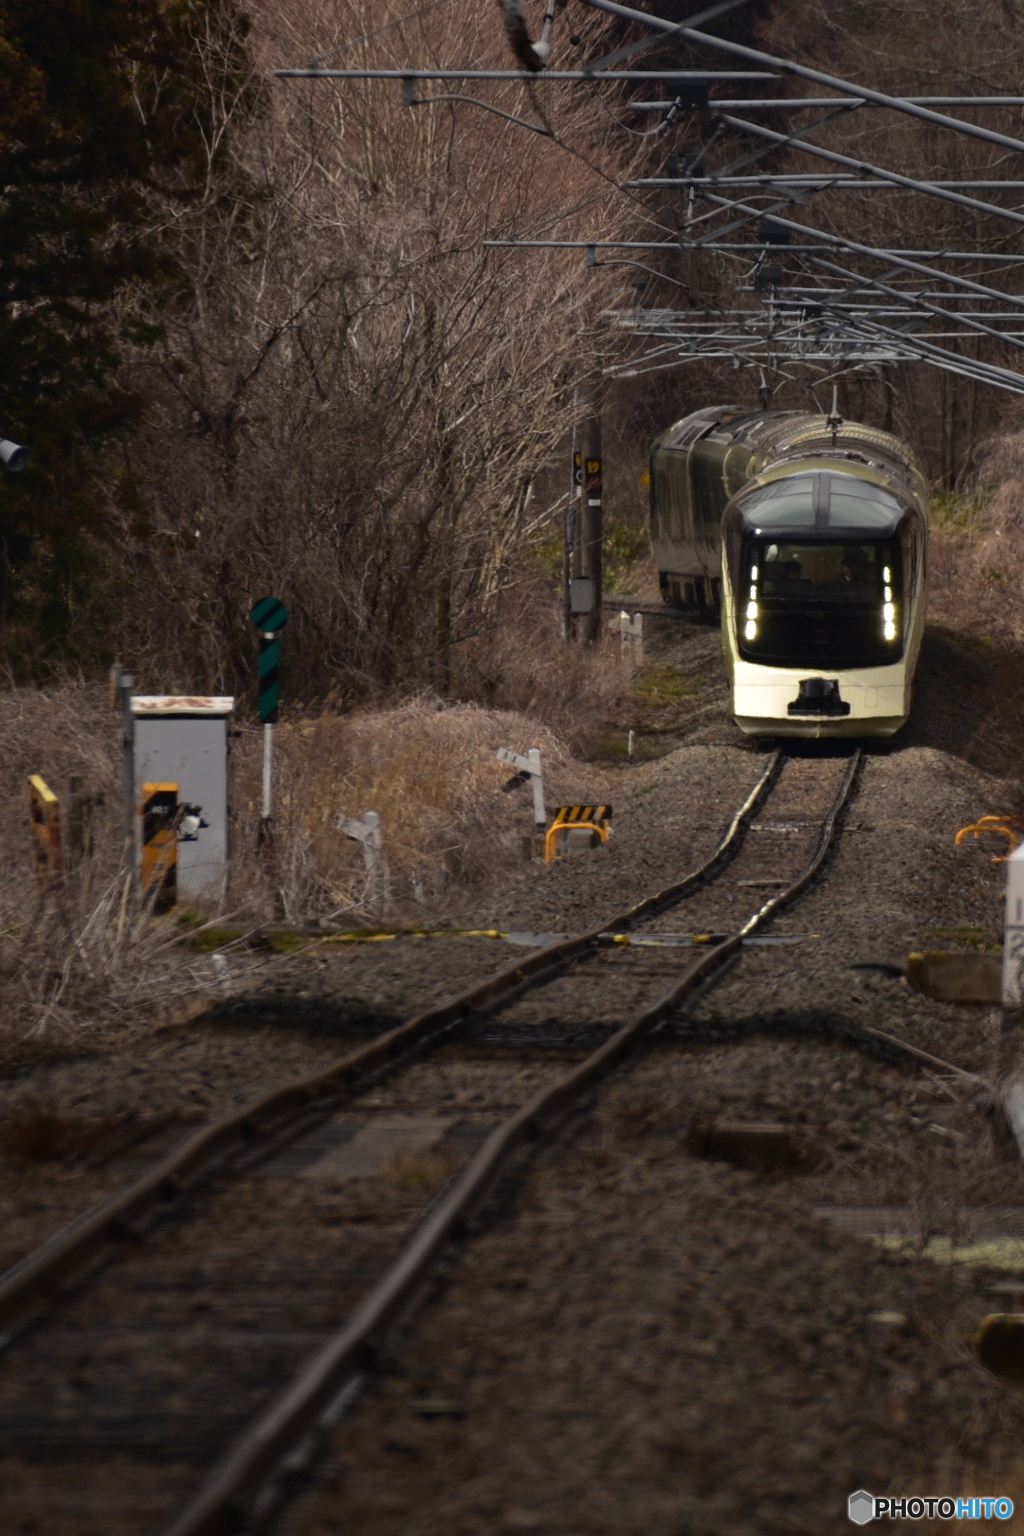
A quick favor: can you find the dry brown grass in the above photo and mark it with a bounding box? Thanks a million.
[0,682,230,1049]
[377,1143,462,1194]
[0,645,620,1045]
[0,1104,124,1162]
[929,423,1024,654]
[230,695,613,925]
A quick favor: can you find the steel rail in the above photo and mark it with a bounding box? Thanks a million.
[0,757,781,1342]
[158,752,859,1536]
[580,0,1024,157]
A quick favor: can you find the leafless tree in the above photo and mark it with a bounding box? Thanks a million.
[106,0,646,702]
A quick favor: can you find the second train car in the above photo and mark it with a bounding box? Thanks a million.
[649,405,929,737]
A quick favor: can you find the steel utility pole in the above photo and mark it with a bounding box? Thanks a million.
[579,398,603,643]
[563,423,578,641]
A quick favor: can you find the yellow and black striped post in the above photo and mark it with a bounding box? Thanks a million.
[28,775,61,887]
[544,804,612,864]
[140,782,179,910]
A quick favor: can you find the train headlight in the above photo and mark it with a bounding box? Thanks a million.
[744,619,757,640]
[746,600,758,620]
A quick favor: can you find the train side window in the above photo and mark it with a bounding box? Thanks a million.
[670,456,691,541]
[690,442,728,535]
[653,453,690,541]
[653,462,673,540]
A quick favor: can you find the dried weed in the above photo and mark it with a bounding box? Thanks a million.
[0,1104,124,1162]
[0,659,614,1043]
[378,1144,461,1193]
[230,696,611,925]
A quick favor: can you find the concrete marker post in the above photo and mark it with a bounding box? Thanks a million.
[339,811,386,912]
[249,598,289,905]
[496,747,547,859]
[1000,842,1024,1153]
[116,669,137,900]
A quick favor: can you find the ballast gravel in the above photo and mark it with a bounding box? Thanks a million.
[4,622,1024,1530]
[280,1107,1024,1536]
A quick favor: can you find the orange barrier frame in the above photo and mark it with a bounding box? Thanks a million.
[544,805,612,864]
[955,814,1024,862]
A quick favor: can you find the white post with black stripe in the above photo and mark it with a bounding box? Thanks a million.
[496,747,546,830]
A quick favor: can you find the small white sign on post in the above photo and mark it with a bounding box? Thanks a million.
[496,747,546,829]
[611,610,643,665]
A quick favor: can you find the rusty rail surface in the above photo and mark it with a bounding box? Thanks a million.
[0,754,782,1340]
[158,749,860,1536]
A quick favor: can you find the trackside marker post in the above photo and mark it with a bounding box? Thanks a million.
[1001,842,1024,1006]
[339,810,385,910]
[496,747,546,829]
[610,610,643,665]
[111,664,137,899]
[1001,842,1024,1155]
[28,775,60,887]
[250,597,289,846]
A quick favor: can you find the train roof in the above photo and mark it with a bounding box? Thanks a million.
[656,406,926,501]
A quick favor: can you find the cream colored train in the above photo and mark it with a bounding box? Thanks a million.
[649,405,929,738]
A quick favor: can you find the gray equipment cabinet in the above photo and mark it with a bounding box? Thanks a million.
[131,696,234,901]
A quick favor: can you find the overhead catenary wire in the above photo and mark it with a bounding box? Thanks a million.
[579,0,1024,157]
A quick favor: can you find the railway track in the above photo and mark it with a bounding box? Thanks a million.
[0,748,878,1536]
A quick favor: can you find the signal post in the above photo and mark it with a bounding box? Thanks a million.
[249,596,289,851]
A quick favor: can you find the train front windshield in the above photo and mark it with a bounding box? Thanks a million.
[738,539,902,667]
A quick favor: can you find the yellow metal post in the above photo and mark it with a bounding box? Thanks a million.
[140,782,179,909]
[28,775,61,887]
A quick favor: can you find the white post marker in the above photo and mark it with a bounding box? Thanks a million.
[339,810,383,873]
[262,719,274,820]
[496,747,546,829]
[339,810,386,910]
[615,610,643,665]
[1001,842,1024,1157]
